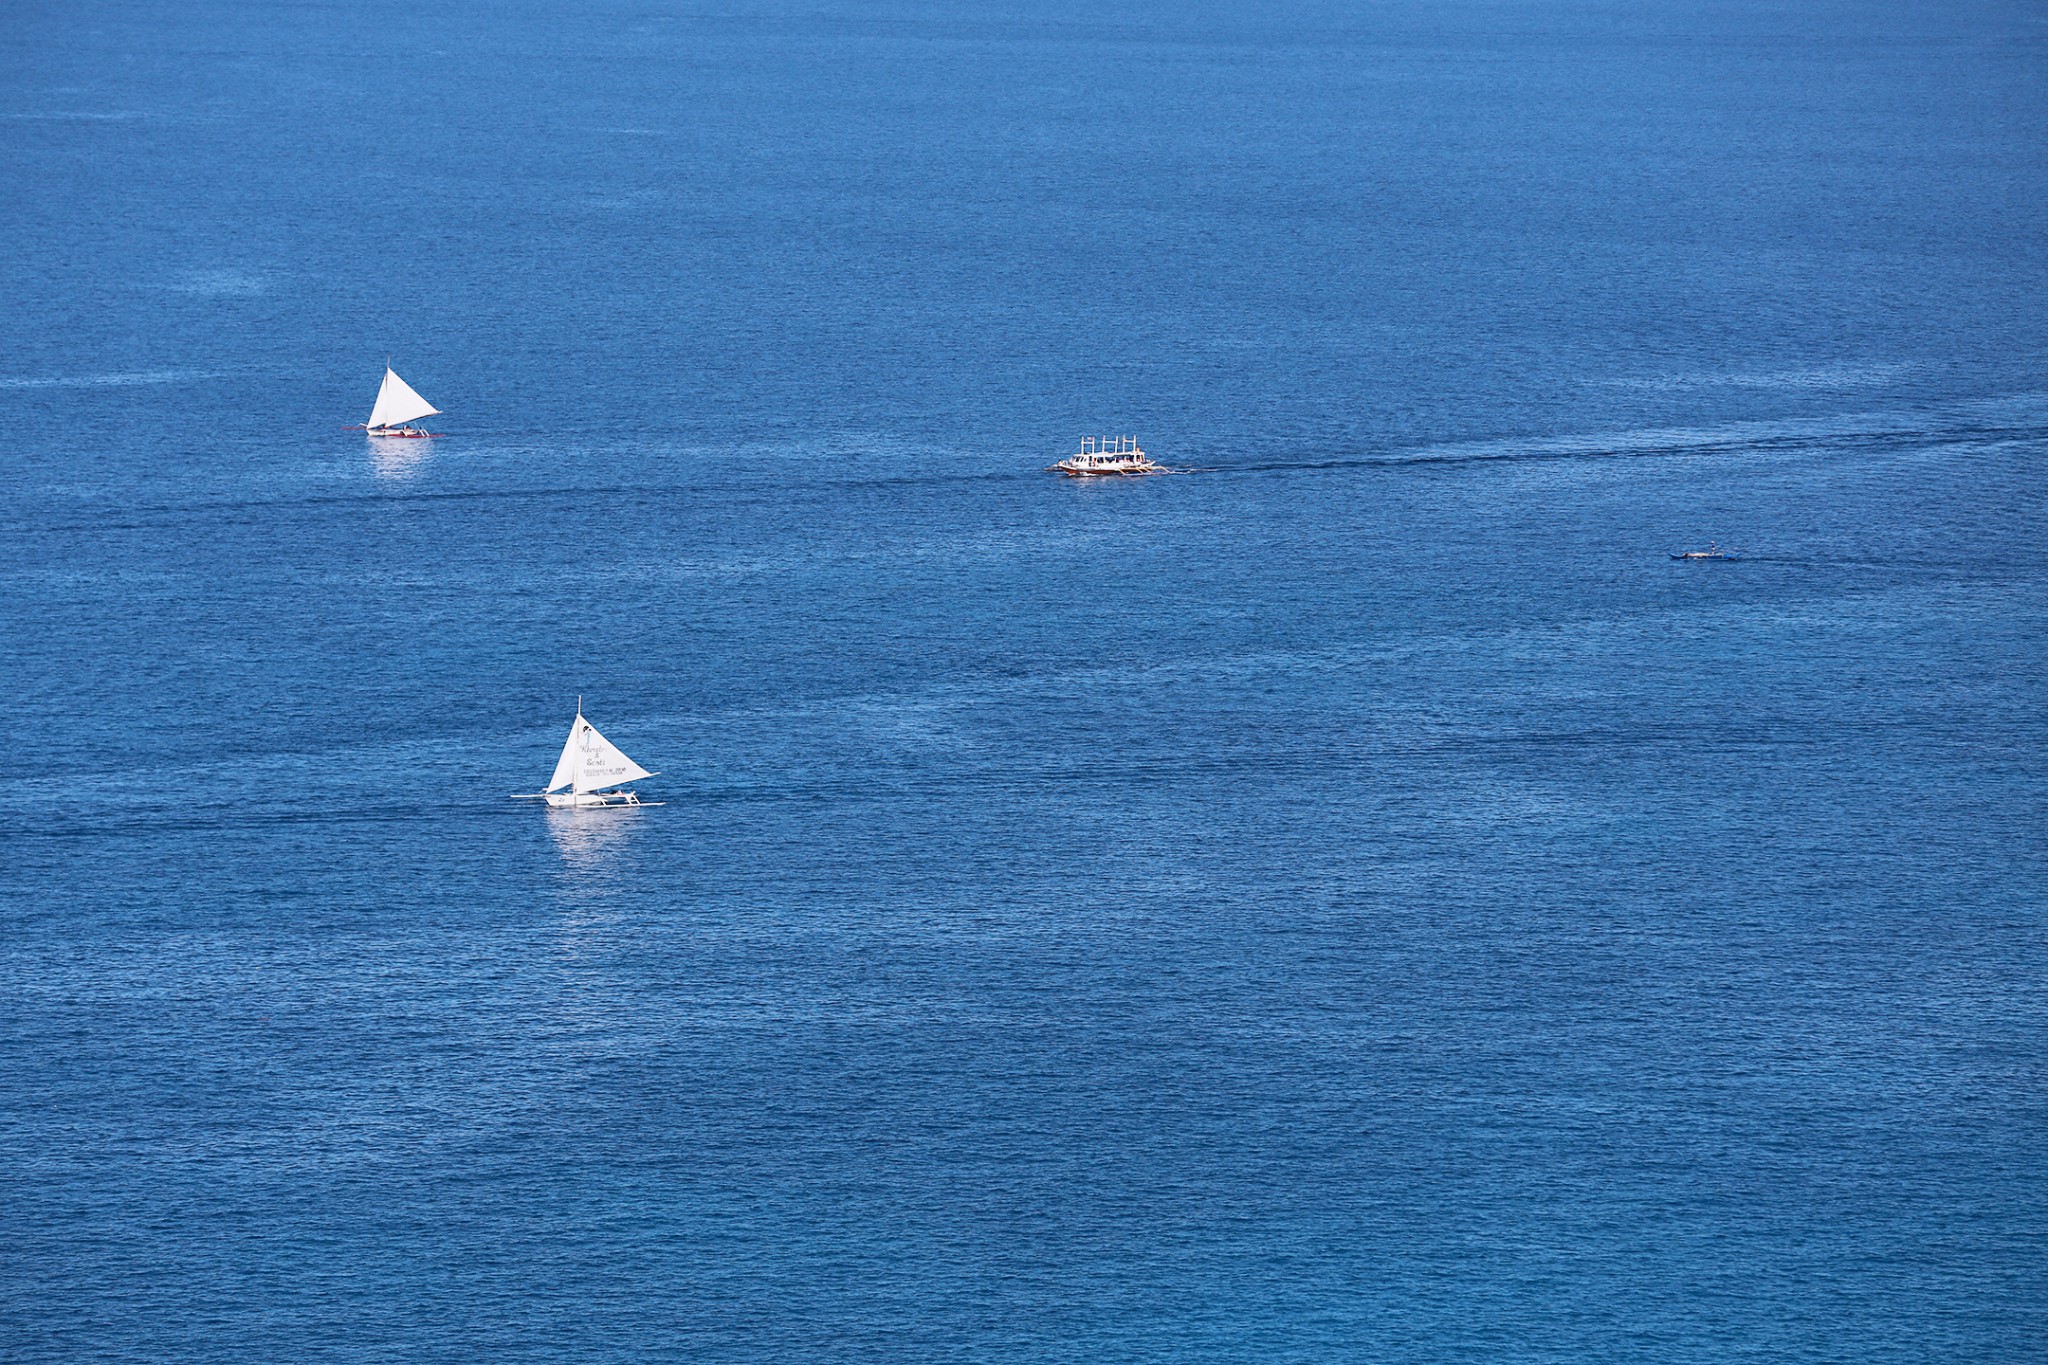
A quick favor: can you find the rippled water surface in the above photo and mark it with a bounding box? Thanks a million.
[3,2,2046,1360]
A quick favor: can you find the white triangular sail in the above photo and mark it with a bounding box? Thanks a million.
[366,367,439,429]
[545,711,655,793]
[545,717,583,794]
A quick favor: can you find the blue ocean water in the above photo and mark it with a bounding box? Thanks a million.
[4,0,2046,1359]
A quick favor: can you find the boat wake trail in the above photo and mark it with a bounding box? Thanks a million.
[0,369,214,389]
[1197,399,2048,481]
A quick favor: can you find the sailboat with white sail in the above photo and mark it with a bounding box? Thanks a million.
[356,365,444,438]
[513,701,661,808]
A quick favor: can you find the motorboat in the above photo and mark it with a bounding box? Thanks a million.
[1050,435,1159,477]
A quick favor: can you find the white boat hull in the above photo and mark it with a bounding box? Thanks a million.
[544,790,645,808]
[1052,459,1158,476]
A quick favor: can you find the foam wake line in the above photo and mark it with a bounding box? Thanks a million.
[1223,392,2048,477]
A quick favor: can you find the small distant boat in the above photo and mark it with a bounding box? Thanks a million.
[1050,435,1159,477]
[353,365,444,438]
[513,700,660,808]
[1671,543,1740,561]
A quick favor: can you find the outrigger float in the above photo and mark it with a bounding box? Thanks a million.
[347,365,445,438]
[1671,543,1740,561]
[512,700,661,808]
[1050,435,1160,477]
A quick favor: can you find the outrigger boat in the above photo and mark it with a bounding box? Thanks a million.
[512,700,661,808]
[1671,543,1740,561]
[1050,435,1159,477]
[351,365,444,438]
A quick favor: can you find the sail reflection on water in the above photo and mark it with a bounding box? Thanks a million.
[369,440,432,480]
[544,802,646,871]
